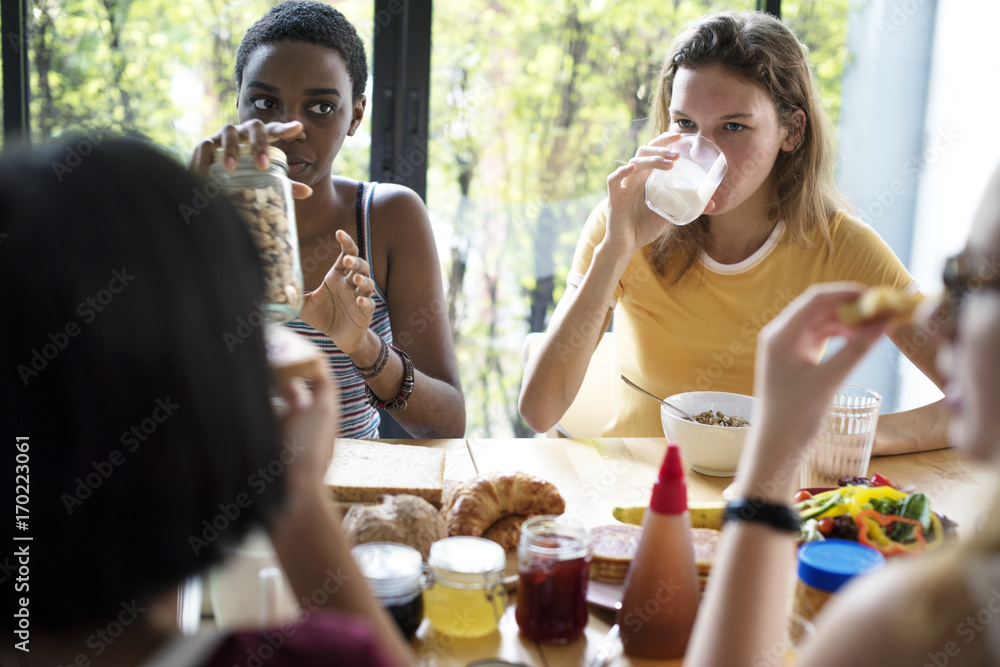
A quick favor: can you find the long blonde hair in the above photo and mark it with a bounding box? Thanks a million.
[648,11,841,281]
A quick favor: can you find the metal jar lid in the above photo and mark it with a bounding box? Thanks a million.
[352,542,423,599]
[427,536,506,588]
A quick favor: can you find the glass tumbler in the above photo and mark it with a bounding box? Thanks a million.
[800,385,882,488]
[644,134,727,225]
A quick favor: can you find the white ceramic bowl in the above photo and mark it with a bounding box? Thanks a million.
[660,391,760,477]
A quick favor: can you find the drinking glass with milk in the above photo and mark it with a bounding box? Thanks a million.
[644,135,727,225]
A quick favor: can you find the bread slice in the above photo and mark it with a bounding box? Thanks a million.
[837,286,924,326]
[324,439,445,505]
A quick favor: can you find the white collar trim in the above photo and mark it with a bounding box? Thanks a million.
[699,220,784,275]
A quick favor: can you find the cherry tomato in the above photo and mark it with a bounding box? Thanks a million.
[793,490,813,503]
[817,517,835,535]
[870,473,895,488]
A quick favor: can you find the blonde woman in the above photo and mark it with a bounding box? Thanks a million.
[687,162,1000,665]
[519,11,945,455]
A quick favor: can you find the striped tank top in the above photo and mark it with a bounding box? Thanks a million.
[285,182,390,439]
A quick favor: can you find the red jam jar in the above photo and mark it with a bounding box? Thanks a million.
[515,515,592,644]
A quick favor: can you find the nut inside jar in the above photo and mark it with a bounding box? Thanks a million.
[212,145,304,322]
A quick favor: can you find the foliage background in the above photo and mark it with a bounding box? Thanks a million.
[25,0,850,437]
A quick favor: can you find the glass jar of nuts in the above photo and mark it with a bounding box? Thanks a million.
[211,145,304,322]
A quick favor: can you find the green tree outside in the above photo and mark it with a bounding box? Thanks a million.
[24,0,851,437]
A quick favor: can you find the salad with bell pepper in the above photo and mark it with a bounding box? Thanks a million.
[794,474,958,557]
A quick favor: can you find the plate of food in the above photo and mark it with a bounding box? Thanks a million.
[585,524,641,610]
[794,475,958,557]
[585,511,723,611]
[587,579,624,611]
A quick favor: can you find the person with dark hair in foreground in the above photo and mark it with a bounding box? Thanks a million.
[191,0,465,439]
[0,135,415,666]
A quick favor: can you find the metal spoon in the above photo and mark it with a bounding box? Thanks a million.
[620,374,697,422]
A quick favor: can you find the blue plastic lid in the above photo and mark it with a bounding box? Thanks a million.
[797,539,886,593]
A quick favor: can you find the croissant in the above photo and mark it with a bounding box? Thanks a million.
[442,471,566,538]
[482,514,527,550]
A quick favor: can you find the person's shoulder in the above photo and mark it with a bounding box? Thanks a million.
[369,181,428,219]
[826,209,879,242]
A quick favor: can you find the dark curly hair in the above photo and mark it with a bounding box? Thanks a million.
[235,0,368,102]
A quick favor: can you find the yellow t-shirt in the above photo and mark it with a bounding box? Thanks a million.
[569,201,917,437]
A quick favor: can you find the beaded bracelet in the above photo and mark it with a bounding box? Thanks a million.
[355,338,390,380]
[365,345,415,414]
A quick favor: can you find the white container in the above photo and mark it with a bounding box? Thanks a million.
[209,529,299,630]
[659,391,759,477]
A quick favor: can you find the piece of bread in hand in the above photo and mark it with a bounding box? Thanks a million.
[837,286,924,326]
[264,323,323,383]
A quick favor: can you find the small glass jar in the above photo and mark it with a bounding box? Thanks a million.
[210,145,304,323]
[351,542,424,639]
[422,537,507,638]
[515,514,592,644]
[792,539,885,641]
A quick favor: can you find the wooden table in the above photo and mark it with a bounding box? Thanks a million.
[364,438,990,667]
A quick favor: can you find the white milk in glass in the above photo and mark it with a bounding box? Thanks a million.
[646,159,710,224]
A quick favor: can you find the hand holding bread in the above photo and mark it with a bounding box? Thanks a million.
[837,285,924,326]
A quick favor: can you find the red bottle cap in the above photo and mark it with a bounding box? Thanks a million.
[649,443,687,515]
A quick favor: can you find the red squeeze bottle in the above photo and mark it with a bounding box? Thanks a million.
[617,443,700,658]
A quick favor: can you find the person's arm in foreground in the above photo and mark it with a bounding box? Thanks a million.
[519,134,706,432]
[685,283,886,667]
[268,362,417,667]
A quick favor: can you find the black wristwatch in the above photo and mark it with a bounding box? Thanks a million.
[723,496,801,534]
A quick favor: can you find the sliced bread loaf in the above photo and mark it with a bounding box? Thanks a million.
[324,439,446,505]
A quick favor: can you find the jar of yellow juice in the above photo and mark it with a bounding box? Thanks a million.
[423,536,507,638]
